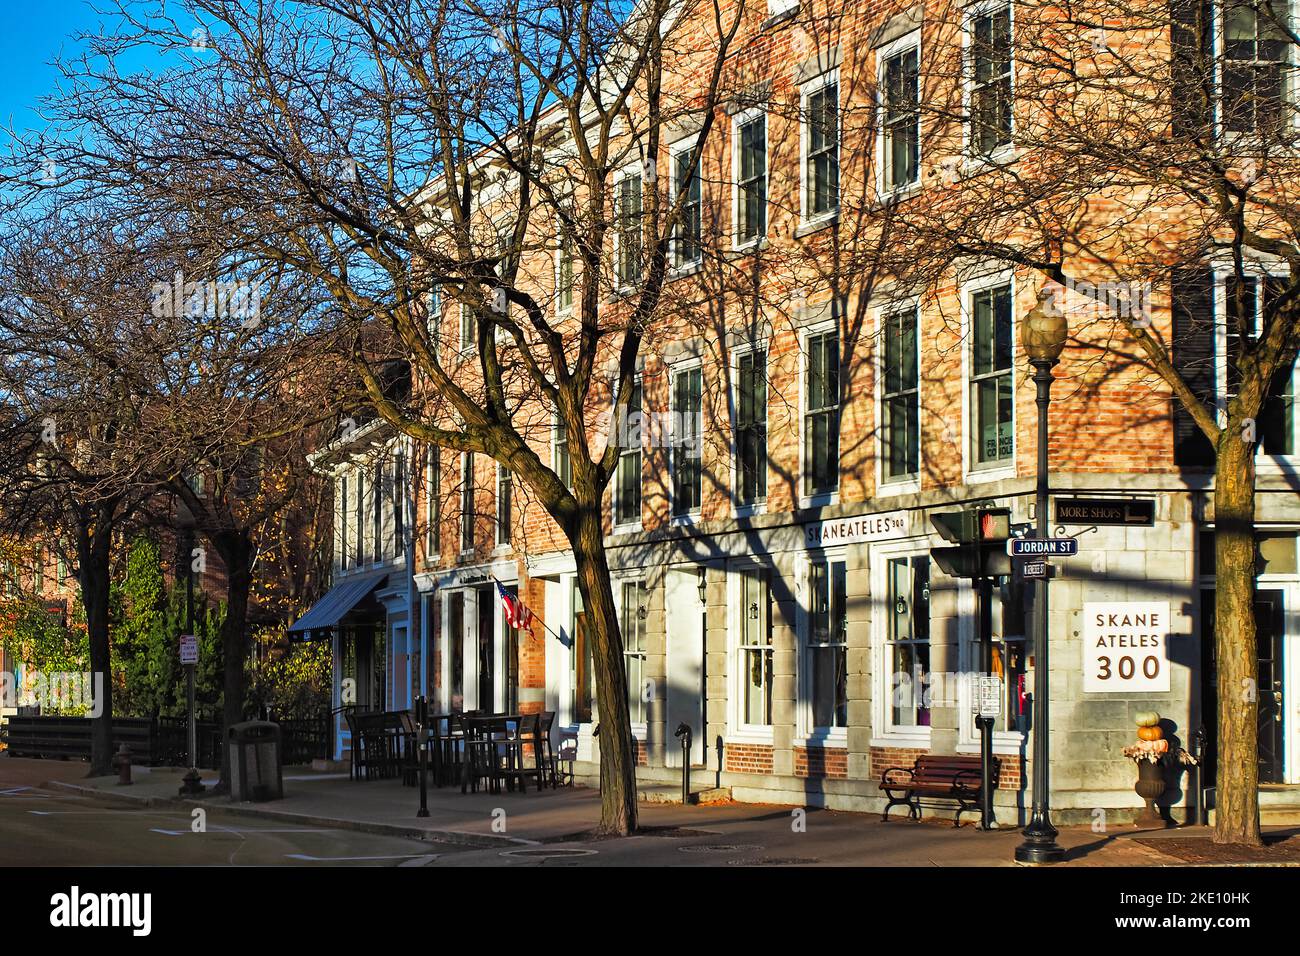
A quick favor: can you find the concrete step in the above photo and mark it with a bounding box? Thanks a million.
[639,785,731,805]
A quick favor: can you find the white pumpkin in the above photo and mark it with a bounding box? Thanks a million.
[1134,711,1161,728]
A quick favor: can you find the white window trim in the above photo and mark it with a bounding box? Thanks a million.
[799,68,840,227]
[870,538,934,748]
[768,0,798,18]
[552,410,570,489]
[874,297,923,496]
[494,462,513,552]
[795,547,851,746]
[799,317,841,509]
[731,106,769,251]
[960,268,1018,485]
[554,216,574,317]
[668,138,704,272]
[1209,256,1298,473]
[1212,0,1300,143]
[669,357,705,522]
[961,1,1016,166]
[726,559,776,745]
[614,572,651,738]
[875,30,923,201]
[613,163,644,292]
[612,374,645,533]
[458,301,477,356]
[731,338,769,517]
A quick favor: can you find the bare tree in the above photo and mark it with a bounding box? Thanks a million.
[21,0,754,833]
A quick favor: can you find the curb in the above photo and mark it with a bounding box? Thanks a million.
[45,780,534,850]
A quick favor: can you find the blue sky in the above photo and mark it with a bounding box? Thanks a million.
[0,1,106,132]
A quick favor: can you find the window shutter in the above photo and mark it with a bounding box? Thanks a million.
[1170,0,1215,140]
[1171,266,1217,466]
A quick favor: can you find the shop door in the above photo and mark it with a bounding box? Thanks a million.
[665,568,705,767]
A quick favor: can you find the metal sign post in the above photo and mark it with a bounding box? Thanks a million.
[178,634,204,796]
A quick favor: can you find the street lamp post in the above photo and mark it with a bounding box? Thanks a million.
[1015,287,1067,864]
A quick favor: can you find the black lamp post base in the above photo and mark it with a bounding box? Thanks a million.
[1014,838,1066,864]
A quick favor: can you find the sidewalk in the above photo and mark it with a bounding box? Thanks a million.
[13,757,1298,866]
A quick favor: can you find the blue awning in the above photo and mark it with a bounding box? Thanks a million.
[288,570,390,639]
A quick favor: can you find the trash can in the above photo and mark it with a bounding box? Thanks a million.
[227,720,283,802]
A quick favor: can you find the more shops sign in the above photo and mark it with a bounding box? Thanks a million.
[1082,601,1171,693]
[804,511,910,548]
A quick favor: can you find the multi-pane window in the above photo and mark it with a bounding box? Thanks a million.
[373,460,384,560]
[737,114,767,244]
[340,475,350,571]
[616,173,642,285]
[739,568,772,726]
[988,576,1030,733]
[459,303,475,351]
[806,80,839,217]
[970,7,1012,155]
[355,470,367,565]
[804,330,840,496]
[425,448,440,561]
[616,381,643,526]
[621,580,649,724]
[1223,0,1288,135]
[496,463,512,547]
[882,306,920,480]
[736,350,768,505]
[571,580,594,723]
[1224,273,1295,455]
[393,449,406,556]
[809,560,848,729]
[886,555,931,728]
[970,283,1014,467]
[460,453,474,552]
[672,366,703,516]
[673,147,702,267]
[882,43,920,192]
[557,232,574,312]
[428,284,442,345]
[554,414,572,488]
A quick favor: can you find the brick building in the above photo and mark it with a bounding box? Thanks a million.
[289,0,1300,823]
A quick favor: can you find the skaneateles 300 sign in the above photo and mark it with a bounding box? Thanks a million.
[1082,602,1170,693]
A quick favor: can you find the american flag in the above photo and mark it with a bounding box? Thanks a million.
[497,581,534,632]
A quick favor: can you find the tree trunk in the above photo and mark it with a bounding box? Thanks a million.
[78,516,115,777]
[214,530,254,793]
[569,506,639,835]
[1213,429,1262,846]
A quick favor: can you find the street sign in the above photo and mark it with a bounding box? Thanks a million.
[1019,559,1050,579]
[1056,497,1155,526]
[179,634,198,665]
[1008,537,1078,557]
[975,675,1002,718]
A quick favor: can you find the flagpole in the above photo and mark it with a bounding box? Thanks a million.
[490,574,570,646]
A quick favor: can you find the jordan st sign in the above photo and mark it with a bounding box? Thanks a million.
[1007,537,1079,557]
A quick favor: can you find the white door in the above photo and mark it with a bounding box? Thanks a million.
[665,568,706,767]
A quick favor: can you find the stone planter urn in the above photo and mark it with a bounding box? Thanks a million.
[1134,757,1166,825]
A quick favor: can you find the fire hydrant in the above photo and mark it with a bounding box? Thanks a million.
[112,743,133,786]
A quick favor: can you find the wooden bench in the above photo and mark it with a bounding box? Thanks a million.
[880,754,998,826]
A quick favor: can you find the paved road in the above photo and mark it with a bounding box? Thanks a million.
[0,781,468,866]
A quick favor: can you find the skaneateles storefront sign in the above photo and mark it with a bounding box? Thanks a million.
[805,512,910,548]
[1083,601,1171,693]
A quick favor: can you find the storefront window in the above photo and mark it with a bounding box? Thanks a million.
[621,580,648,725]
[809,560,848,728]
[887,555,930,727]
[571,580,594,723]
[740,568,772,726]
[988,576,1029,733]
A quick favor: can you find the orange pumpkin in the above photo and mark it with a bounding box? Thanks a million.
[1137,725,1164,741]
